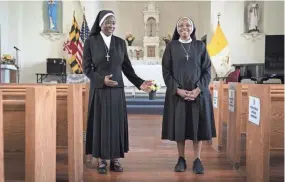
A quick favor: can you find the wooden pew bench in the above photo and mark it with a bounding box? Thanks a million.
[226,83,283,171]
[246,84,284,182]
[0,84,89,152]
[0,85,84,182]
[211,81,229,151]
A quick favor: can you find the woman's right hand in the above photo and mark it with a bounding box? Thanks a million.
[176,88,191,99]
[104,74,118,87]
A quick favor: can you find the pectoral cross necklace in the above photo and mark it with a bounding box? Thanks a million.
[104,44,110,62]
[180,43,191,61]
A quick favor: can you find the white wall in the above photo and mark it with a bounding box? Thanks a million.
[0,1,9,55]
[263,1,284,35]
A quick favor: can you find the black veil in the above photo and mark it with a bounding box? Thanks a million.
[89,10,114,37]
[172,17,196,41]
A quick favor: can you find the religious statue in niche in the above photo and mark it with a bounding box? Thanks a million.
[247,1,260,33]
[146,17,156,37]
[48,0,58,32]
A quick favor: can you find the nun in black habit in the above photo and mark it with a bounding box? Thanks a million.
[161,17,216,174]
[83,10,152,174]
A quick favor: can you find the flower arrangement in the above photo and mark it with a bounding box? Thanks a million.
[163,33,172,45]
[0,54,16,65]
[125,32,135,46]
[149,80,161,92]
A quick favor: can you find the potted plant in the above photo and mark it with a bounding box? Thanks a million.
[149,80,161,100]
[125,33,135,46]
[0,54,18,68]
[162,34,172,45]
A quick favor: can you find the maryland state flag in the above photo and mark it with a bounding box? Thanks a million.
[63,14,83,74]
[207,22,233,77]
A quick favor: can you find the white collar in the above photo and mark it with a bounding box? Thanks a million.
[179,37,192,43]
[100,31,112,49]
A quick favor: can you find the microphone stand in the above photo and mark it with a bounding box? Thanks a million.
[14,46,20,83]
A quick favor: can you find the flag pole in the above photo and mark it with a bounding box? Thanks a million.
[217,12,221,25]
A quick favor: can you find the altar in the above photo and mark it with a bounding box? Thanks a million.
[123,2,167,94]
[122,64,165,87]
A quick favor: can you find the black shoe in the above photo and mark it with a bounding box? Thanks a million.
[110,159,123,172]
[192,158,204,174]
[174,156,187,172]
[97,160,107,174]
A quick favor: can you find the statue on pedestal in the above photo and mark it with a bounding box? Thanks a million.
[48,0,58,32]
[247,1,260,33]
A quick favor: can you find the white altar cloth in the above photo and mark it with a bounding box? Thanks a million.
[122,65,165,87]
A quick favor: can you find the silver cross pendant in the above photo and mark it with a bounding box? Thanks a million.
[106,54,110,62]
[185,54,189,61]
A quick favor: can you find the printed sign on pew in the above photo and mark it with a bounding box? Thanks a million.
[213,90,218,108]
[228,89,235,112]
[248,96,260,125]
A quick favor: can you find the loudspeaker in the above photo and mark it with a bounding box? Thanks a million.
[46,58,66,74]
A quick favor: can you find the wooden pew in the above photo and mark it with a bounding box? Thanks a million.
[226,82,243,169]
[227,83,284,170]
[0,83,88,152]
[246,84,284,182]
[68,85,83,182]
[1,85,84,181]
[25,86,57,182]
[212,81,223,151]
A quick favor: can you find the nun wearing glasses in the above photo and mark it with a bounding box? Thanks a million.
[161,17,216,174]
[83,10,152,174]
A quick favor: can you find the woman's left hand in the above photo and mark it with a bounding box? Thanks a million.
[140,80,152,92]
[185,88,201,101]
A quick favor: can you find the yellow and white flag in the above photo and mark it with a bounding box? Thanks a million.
[207,23,233,77]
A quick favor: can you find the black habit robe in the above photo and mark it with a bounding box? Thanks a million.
[83,34,144,159]
[161,40,216,142]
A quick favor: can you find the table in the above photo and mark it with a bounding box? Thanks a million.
[35,73,67,83]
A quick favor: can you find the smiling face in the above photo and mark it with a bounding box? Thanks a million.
[177,18,193,40]
[101,15,116,36]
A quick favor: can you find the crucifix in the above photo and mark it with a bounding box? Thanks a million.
[186,54,189,61]
[106,53,110,62]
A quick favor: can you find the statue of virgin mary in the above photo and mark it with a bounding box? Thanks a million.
[48,0,58,32]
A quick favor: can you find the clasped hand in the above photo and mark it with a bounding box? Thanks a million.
[176,88,201,101]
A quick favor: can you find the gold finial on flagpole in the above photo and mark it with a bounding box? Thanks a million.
[217,12,221,25]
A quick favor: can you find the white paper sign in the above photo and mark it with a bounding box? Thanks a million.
[248,96,260,125]
[228,89,235,112]
[213,90,218,108]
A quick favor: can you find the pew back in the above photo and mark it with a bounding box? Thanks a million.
[246,84,284,182]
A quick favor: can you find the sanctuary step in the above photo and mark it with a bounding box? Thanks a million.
[126,97,165,115]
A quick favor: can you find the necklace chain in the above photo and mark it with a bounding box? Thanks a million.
[180,43,191,61]
[181,43,191,61]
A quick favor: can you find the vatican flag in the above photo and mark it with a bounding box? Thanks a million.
[207,23,233,77]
